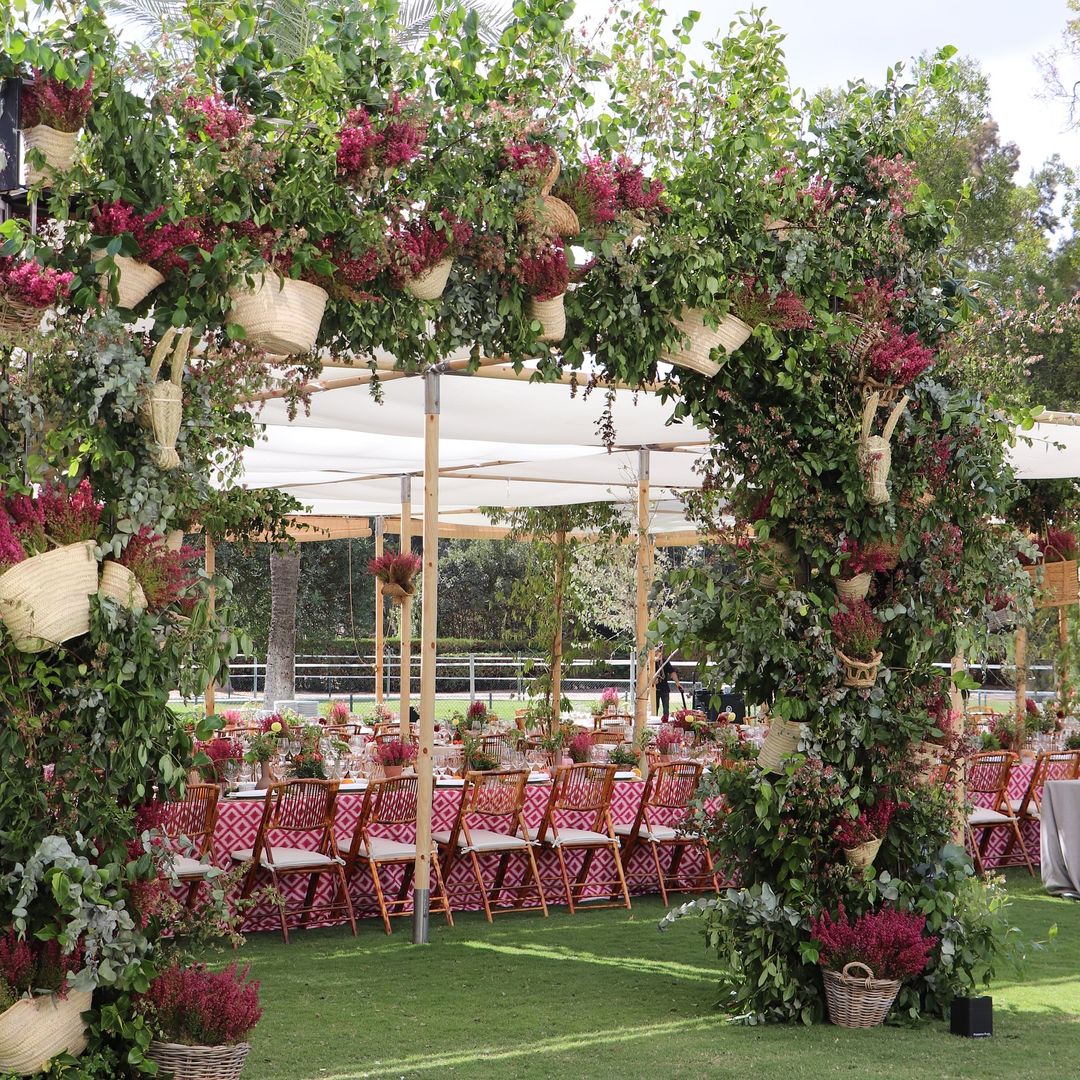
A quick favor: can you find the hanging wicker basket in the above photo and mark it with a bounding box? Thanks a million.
[835,572,872,603]
[98,254,164,310]
[858,393,908,508]
[99,561,147,612]
[146,1040,251,1080]
[0,990,92,1075]
[229,274,327,355]
[0,297,42,345]
[1023,546,1079,609]
[528,293,566,343]
[822,963,901,1028]
[539,153,560,195]
[0,540,98,653]
[380,581,412,605]
[518,195,580,237]
[843,837,883,870]
[846,315,886,367]
[21,125,77,187]
[662,309,752,378]
[403,257,453,301]
[837,649,883,689]
[757,718,805,774]
[138,327,190,471]
[764,216,793,241]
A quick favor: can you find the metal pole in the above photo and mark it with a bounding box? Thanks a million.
[400,476,412,738]
[374,516,385,703]
[413,370,439,943]
[469,653,476,704]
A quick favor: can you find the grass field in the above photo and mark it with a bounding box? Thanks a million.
[230,872,1077,1080]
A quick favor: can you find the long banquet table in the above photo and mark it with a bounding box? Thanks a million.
[213,775,713,932]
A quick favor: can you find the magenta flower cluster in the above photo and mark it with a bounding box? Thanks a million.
[337,100,427,177]
[389,213,470,280]
[0,256,73,309]
[865,324,935,384]
[811,904,937,981]
[184,93,251,144]
[834,797,896,848]
[138,963,262,1046]
[503,139,557,181]
[0,479,102,571]
[21,72,93,132]
[90,201,207,273]
[831,599,882,659]
[515,238,569,300]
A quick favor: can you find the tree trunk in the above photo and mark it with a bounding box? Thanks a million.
[264,547,301,708]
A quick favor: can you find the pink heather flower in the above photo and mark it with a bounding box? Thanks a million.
[812,904,937,981]
[466,700,487,722]
[865,323,935,384]
[137,963,261,1046]
[579,157,619,224]
[599,687,620,706]
[184,93,250,144]
[613,156,667,213]
[0,257,72,309]
[0,513,27,570]
[503,139,557,182]
[36,478,102,545]
[21,72,93,131]
[515,237,569,300]
[337,108,383,175]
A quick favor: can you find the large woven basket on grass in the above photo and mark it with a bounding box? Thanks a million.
[757,718,804,774]
[662,309,752,378]
[99,254,165,310]
[403,257,453,301]
[229,274,327,355]
[0,540,97,652]
[1023,554,1079,610]
[0,990,92,1075]
[21,125,77,186]
[99,561,147,612]
[147,1040,251,1080]
[0,297,42,345]
[822,963,901,1028]
[835,572,871,602]
[843,837,882,870]
[528,293,566,343]
[837,649,883,689]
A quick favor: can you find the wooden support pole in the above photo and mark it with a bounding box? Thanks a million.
[204,534,216,717]
[949,650,965,842]
[374,516,385,704]
[634,448,651,772]
[1059,607,1069,705]
[400,475,412,739]
[1015,625,1028,745]
[550,525,566,733]
[413,370,439,944]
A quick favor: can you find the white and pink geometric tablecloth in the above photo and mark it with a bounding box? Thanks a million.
[972,762,1039,871]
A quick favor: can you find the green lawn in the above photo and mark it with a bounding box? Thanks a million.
[232,872,1078,1080]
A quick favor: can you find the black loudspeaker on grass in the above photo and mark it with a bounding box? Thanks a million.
[950,996,992,1037]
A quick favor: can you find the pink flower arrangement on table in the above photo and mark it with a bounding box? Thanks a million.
[834,798,896,849]
[811,904,937,981]
[0,256,73,309]
[260,712,289,737]
[515,237,569,300]
[183,93,251,145]
[568,731,594,764]
[466,700,488,726]
[327,701,351,724]
[137,963,261,1046]
[89,201,208,274]
[654,725,684,755]
[600,687,621,708]
[377,739,417,767]
[21,72,93,132]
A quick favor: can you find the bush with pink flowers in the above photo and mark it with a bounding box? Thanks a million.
[20,72,93,131]
[811,905,937,981]
[137,963,261,1046]
[0,256,73,309]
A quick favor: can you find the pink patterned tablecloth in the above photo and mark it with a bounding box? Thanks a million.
[974,762,1039,870]
[211,778,713,933]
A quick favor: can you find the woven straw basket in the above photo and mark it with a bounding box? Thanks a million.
[758,718,804,774]
[0,540,97,652]
[822,963,901,1028]
[528,294,566,343]
[859,440,892,506]
[404,257,453,301]
[843,837,882,870]
[662,310,752,378]
[230,275,327,355]
[139,326,190,471]
[764,216,793,241]
[1024,557,1079,610]
[835,572,871,602]
[0,297,42,344]
[540,153,560,195]
[381,581,412,605]
[519,195,580,237]
[100,254,164,310]
[837,649,882,689]
[21,125,77,186]
[147,1040,251,1080]
[0,990,92,1075]
[99,561,147,612]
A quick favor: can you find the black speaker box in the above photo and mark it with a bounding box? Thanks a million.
[950,996,992,1038]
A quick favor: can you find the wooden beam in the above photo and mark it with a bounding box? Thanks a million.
[1015,625,1028,745]
[634,449,651,774]
[281,515,371,541]
[400,476,412,739]
[374,516,384,704]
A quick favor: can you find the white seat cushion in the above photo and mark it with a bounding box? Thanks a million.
[530,826,613,847]
[170,854,211,878]
[336,836,418,862]
[435,827,531,853]
[230,847,339,870]
[614,823,684,843]
[1009,798,1039,818]
[968,807,1012,827]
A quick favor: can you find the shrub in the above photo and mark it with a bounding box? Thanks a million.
[138,963,261,1046]
[811,905,937,980]
[831,600,882,659]
[20,72,93,131]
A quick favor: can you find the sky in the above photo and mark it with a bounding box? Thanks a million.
[571,0,1080,176]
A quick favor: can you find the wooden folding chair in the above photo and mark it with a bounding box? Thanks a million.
[232,779,356,943]
[1001,749,1080,862]
[435,769,548,922]
[340,775,453,934]
[594,710,633,731]
[534,763,631,913]
[615,762,720,905]
[374,729,419,747]
[480,733,518,765]
[164,783,219,909]
[965,752,1034,876]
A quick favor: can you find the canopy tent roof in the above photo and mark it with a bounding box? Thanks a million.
[1009,417,1080,480]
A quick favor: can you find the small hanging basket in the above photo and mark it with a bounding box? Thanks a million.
[822,962,901,1028]
[858,393,909,508]
[229,274,327,355]
[21,125,77,187]
[146,1040,251,1080]
[1024,545,1079,609]
[835,572,872,603]
[99,561,147,612]
[0,990,92,1075]
[380,581,413,605]
[764,216,793,241]
[843,837,882,870]
[837,649,883,689]
[757,718,804,774]
[0,540,98,653]
[846,315,886,368]
[403,257,454,301]
[0,297,42,345]
[539,153,560,195]
[528,293,566,343]
[518,195,580,237]
[98,254,164,310]
[662,309,753,378]
[138,327,190,471]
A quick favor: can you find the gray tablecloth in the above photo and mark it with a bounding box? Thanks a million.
[1040,780,1080,894]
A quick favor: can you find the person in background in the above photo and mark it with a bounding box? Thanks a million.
[654,644,683,722]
